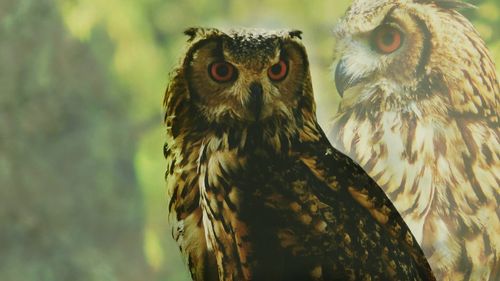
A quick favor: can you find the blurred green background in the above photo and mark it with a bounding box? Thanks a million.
[1,0,498,280]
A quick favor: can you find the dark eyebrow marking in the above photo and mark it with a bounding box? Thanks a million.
[411,13,432,77]
[381,5,399,25]
[210,39,225,60]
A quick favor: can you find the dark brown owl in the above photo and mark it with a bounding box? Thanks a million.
[329,0,499,280]
[164,27,435,281]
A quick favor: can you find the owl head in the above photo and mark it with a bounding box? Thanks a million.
[165,28,316,146]
[333,0,497,117]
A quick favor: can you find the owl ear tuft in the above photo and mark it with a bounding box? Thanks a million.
[184,27,223,42]
[184,27,201,42]
[288,30,303,40]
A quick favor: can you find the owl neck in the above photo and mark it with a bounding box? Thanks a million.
[166,91,320,162]
[194,120,298,159]
[339,83,451,118]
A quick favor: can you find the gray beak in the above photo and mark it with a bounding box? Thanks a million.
[335,59,361,97]
[249,82,263,119]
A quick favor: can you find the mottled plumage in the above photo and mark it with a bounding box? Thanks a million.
[164,27,435,281]
[329,1,499,280]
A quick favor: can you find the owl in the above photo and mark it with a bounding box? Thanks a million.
[164,27,435,281]
[329,1,500,280]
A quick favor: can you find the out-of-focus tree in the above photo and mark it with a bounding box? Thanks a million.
[0,0,149,280]
[1,0,498,281]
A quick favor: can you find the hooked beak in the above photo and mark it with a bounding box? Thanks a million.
[248,82,263,120]
[335,59,362,97]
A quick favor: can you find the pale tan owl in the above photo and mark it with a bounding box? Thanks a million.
[164,28,435,280]
[329,0,499,280]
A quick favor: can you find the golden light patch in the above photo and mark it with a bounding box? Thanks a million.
[300,214,313,225]
[348,187,389,224]
[290,202,302,212]
[277,229,297,248]
[347,187,374,209]
[314,220,328,233]
[300,156,324,179]
[310,265,322,279]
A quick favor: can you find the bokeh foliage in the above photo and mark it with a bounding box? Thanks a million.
[1,0,498,280]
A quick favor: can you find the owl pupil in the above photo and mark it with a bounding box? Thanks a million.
[217,64,229,76]
[271,64,282,74]
[382,31,395,46]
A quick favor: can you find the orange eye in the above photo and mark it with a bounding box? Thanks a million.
[209,61,236,82]
[373,25,403,54]
[268,60,288,81]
